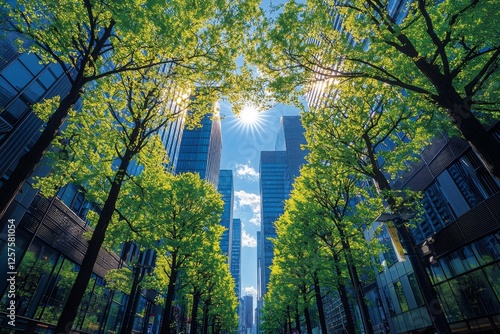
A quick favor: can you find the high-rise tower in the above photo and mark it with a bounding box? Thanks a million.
[218,170,234,259]
[258,116,307,298]
[231,218,242,299]
[175,111,222,187]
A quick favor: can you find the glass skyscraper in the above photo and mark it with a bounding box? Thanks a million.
[175,111,222,187]
[231,218,242,299]
[258,116,307,299]
[218,170,234,259]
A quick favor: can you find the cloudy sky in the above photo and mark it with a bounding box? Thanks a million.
[219,100,300,306]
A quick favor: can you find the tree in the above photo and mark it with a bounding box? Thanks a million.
[287,164,382,334]
[250,0,500,177]
[272,208,336,334]
[184,240,234,334]
[0,0,261,221]
[116,172,224,334]
[33,67,201,333]
[301,83,451,332]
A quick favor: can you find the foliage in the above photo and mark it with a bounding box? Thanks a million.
[263,162,384,332]
[250,0,499,114]
[248,0,500,176]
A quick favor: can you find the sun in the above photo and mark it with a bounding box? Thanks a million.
[231,103,267,136]
[238,105,260,125]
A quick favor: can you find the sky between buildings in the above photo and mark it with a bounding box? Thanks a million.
[219,99,301,309]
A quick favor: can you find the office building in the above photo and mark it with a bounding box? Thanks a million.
[231,218,242,300]
[257,116,307,327]
[243,295,254,334]
[218,170,234,259]
[175,111,222,187]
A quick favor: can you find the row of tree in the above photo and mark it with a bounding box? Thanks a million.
[32,66,239,333]
[0,0,263,332]
[255,0,498,333]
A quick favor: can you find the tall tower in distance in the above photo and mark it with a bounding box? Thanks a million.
[218,170,234,259]
[231,218,242,299]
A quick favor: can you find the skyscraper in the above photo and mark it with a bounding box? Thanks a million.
[175,111,222,187]
[258,116,307,299]
[218,170,234,259]
[243,295,254,334]
[258,150,289,299]
[231,218,242,299]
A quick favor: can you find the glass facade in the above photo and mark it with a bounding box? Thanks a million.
[275,116,308,180]
[258,116,308,299]
[175,112,222,187]
[232,218,242,299]
[259,150,289,298]
[218,170,234,258]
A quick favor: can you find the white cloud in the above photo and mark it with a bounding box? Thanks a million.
[234,190,260,214]
[242,230,257,248]
[242,285,257,297]
[249,215,261,226]
[235,163,259,180]
[234,190,261,227]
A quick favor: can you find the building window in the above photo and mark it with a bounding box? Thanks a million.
[393,280,409,312]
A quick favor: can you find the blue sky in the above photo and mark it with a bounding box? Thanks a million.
[219,100,300,304]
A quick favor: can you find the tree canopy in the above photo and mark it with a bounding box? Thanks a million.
[248,0,500,177]
[0,0,262,220]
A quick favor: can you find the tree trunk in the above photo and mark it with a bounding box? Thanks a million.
[367,144,452,333]
[201,301,210,334]
[337,226,374,334]
[0,84,83,223]
[120,265,142,334]
[159,254,179,334]
[303,304,313,334]
[190,289,201,334]
[287,308,293,334]
[447,103,500,179]
[295,303,302,334]
[312,275,328,334]
[54,146,135,333]
[333,256,356,334]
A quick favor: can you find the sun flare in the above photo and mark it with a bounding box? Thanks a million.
[238,105,260,125]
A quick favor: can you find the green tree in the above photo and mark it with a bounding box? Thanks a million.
[184,240,234,334]
[0,0,261,220]
[117,172,224,334]
[261,270,298,334]
[272,208,336,334]
[300,85,451,332]
[199,263,238,334]
[250,0,500,178]
[303,82,435,260]
[286,164,381,334]
[33,67,199,333]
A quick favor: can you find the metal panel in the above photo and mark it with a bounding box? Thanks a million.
[19,196,121,278]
